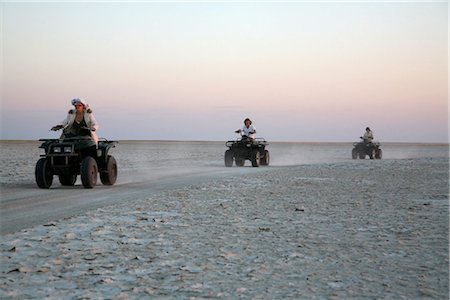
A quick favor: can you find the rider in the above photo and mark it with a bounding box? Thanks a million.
[362,127,374,144]
[235,118,256,141]
[51,98,99,146]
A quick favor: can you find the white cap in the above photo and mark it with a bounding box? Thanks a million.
[71,98,87,107]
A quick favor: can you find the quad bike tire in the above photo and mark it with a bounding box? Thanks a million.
[352,148,357,159]
[100,155,118,185]
[358,153,365,159]
[260,150,270,166]
[81,156,98,189]
[251,149,260,167]
[235,158,245,167]
[35,158,53,189]
[224,150,233,167]
[59,174,77,186]
[375,149,382,159]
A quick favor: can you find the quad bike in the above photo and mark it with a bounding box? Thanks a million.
[224,134,269,167]
[352,137,382,159]
[35,128,118,189]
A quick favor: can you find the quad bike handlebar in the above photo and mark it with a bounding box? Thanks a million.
[235,131,255,136]
[50,125,64,131]
[51,125,96,132]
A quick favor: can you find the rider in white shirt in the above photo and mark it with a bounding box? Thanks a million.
[235,118,256,140]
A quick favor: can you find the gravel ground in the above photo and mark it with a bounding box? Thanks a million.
[1,157,448,299]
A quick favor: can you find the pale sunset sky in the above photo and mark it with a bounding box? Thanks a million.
[1,1,448,142]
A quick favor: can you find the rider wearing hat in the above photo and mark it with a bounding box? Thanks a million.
[51,98,99,146]
[235,118,256,140]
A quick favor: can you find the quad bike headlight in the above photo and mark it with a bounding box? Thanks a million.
[53,147,62,153]
[64,146,72,153]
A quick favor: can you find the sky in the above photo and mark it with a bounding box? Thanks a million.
[1,1,448,142]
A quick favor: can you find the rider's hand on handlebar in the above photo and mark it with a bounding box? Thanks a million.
[235,130,241,134]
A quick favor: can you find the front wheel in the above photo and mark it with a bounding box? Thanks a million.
[59,174,77,186]
[81,156,98,188]
[251,149,260,167]
[235,158,245,167]
[352,148,357,159]
[224,150,233,167]
[100,155,118,185]
[35,158,53,189]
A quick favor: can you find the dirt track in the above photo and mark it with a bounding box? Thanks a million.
[0,166,261,234]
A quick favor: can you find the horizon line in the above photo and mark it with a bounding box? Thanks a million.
[1,139,449,145]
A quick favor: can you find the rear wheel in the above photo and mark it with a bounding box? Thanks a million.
[35,158,53,189]
[251,149,260,167]
[59,174,77,186]
[100,155,118,185]
[352,148,357,159]
[224,150,233,167]
[81,156,98,188]
[260,150,270,166]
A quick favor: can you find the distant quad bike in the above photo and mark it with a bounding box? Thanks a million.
[352,138,382,159]
[224,136,270,167]
[35,134,118,189]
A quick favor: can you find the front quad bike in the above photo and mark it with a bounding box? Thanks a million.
[35,137,118,189]
[224,136,270,167]
[351,138,382,160]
